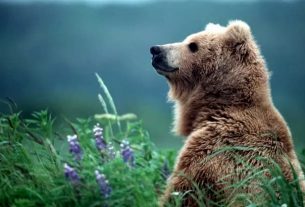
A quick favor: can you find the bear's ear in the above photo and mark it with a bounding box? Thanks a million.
[224,20,254,61]
[226,20,251,43]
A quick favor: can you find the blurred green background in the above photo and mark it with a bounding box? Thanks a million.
[0,0,304,149]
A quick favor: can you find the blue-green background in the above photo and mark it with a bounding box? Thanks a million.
[1,0,305,149]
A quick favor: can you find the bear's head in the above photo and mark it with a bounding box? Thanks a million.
[150,20,269,108]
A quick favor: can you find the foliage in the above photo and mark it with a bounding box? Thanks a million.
[0,74,176,207]
[0,109,177,207]
[0,75,304,206]
[1,1,305,149]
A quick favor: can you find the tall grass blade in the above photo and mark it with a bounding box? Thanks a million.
[95,73,122,133]
[98,94,109,114]
[98,94,114,137]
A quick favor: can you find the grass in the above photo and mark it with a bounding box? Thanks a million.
[0,74,304,207]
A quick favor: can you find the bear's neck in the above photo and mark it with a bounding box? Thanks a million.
[173,98,217,137]
[171,84,270,137]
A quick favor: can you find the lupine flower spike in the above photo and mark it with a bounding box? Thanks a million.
[64,163,80,184]
[93,124,107,151]
[67,135,82,161]
[120,139,135,167]
[95,170,112,198]
[107,142,116,160]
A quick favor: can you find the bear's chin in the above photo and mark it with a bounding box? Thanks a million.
[155,68,178,76]
[152,60,178,74]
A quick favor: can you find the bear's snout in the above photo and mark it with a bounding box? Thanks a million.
[150,46,162,56]
[150,45,178,74]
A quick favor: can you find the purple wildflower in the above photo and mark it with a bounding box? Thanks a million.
[67,135,83,161]
[107,142,116,160]
[64,163,80,184]
[93,124,107,151]
[95,170,112,198]
[120,139,135,167]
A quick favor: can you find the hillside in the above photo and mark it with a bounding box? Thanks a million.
[0,1,305,148]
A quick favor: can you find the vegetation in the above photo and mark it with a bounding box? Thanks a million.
[1,1,305,149]
[0,75,175,207]
[0,75,304,206]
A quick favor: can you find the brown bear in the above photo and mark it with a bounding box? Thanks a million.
[150,20,305,206]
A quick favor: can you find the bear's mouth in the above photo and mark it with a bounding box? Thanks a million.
[151,56,178,74]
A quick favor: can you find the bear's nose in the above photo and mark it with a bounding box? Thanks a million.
[150,46,161,55]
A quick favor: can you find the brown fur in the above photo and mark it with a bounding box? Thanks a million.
[159,20,305,206]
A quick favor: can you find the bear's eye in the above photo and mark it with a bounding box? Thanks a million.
[188,42,198,53]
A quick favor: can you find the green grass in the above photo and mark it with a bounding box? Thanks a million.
[0,109,176,207]
[0,75,304,207]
